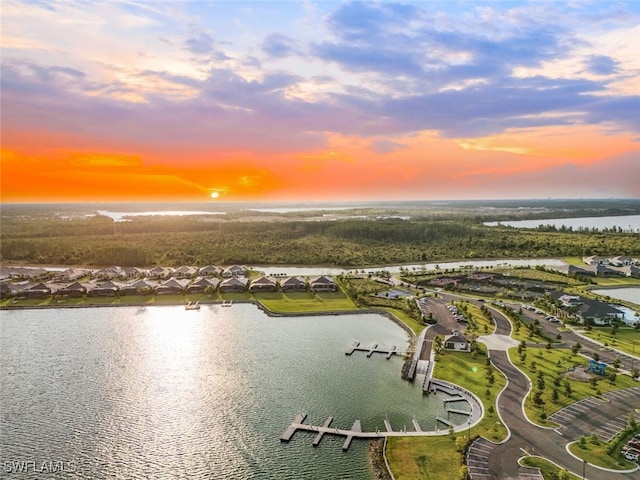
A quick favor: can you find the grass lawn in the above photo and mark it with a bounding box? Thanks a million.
[384,307,423,335]
[256,291,357,313]
[520,456,581,479]
[507,346,638,425]
[574,327,640,358]
[568,433,637,470]
[387,436,468,480]
[386,351,508,480]
[499,267,583,286]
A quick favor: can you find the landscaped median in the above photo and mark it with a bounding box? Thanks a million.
[507,346,638,426]
[567,422,640,471]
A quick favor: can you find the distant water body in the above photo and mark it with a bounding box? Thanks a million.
[1,305,462,479]
[96,210,226,222]
[485,215,640,232]
[592,288,640,306]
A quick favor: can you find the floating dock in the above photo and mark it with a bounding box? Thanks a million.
[442,395,466,403]
[342,420,361,450]
[447,408,472,417]
[280,413,307,442]
[436,416,454,428]
[312,416,333,446]
[412,418,422,432]
[384,419,393,432]
[345,341,399,359]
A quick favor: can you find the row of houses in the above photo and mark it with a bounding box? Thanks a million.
[557,263,640,279]
[582,256,639,267]
[1,275,338,299]
[0,264,251,282]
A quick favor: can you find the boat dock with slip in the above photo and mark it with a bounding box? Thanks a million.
[345,341,399,359]
[185,301,201,310]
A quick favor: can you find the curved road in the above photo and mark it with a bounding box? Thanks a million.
[469,307,640,479]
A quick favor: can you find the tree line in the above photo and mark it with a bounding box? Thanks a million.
[1,217,639,267]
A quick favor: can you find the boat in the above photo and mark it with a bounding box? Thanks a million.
[185,301,201,310]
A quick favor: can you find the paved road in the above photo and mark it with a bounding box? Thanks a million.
[426,291,640,478]
[469,308,640,479]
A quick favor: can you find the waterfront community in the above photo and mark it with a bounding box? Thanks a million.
[2,199,640,480]
[2,253,639,479]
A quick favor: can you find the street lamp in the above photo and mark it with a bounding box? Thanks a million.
[582,459,587,480]
[468,418,471,440]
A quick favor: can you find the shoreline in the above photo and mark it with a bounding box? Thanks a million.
[0,299,417,339]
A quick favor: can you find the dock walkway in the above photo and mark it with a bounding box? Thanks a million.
[345,341,400,359]
[280,407,483,451]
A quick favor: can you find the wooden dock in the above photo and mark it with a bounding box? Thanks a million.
[442,395,465,403]
[384,419,393,432]
[280,409,480,450]
[280,413,307,442]
[312,416,334,446]
[345,341,399,359]
[436,416,454,428]
[342,420,361,450]
[447,408,471,416]
[412,418,422,432]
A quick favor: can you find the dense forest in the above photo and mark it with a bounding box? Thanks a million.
[1,213,639,267]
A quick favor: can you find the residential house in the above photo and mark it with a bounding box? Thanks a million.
[199,265,222,277]
[146,267,173,280]
[309,276,338,292]
[122,267,143,279]
[57,281,88,298]
[185,277,219,293]
[582,256,610,266]
[618,265,640,278]
[222,265,248,278]
[94,267,123,280]
[173,266,199,279]
[610,256,633,266]
[87,281,120,297]
[156,278,188,295]
[219,277,248,293]
[444,331,471,352]
[56,268,88,282]
[280,276,307,292]
[19,282,55,299]
[249,276,278,293]
[120,279,156,296]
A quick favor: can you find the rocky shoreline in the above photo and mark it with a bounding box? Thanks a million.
[368,438,392,480]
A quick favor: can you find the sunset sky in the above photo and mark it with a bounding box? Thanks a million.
[1,0,639,203]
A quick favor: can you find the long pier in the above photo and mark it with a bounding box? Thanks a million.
[280,410,480,451]
[345,341,399,359]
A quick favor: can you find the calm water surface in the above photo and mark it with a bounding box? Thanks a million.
[591,287,640,305]
[1,305,457,479]
[485,214,640,232]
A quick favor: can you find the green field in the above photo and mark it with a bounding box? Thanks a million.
[573,327,640,358]
[507,347,638,425]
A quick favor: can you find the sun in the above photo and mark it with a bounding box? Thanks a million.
[210,191,219,199]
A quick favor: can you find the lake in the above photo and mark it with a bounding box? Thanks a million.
[0,305,460,479]
[591,287,640,305]
[485,215,640,232]
[96,210,226,222]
